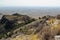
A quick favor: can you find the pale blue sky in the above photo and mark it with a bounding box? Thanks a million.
[0,0,60,7]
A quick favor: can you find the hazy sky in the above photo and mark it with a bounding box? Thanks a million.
[0,0,60,7]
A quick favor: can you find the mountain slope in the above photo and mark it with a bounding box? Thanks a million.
[1,15,60,40]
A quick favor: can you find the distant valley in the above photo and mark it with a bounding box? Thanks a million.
[0,7,60,18]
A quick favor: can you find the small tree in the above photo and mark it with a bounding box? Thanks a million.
[39,17,41,19]
[57,15,60,19]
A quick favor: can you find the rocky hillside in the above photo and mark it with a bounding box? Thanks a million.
[0,14,60,40]
[0,13,36,39]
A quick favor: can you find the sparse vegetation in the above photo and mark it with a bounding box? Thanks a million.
[0,13,36,39]
[0,14,60,40]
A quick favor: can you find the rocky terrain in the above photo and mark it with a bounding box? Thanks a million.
[0,14,60,40]
[0,13,36,39]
